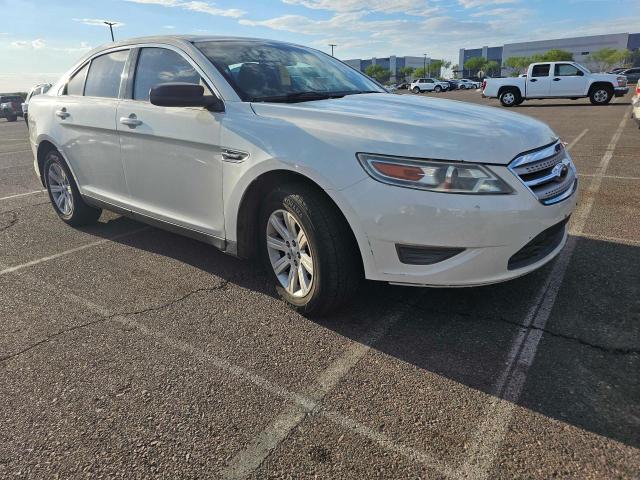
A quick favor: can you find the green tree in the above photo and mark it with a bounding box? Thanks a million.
[413,67,427,78]
[504,56,530,75]
[587,48,629,72]
[365,64,391,83]
[531,49,573,62]
[484,60,500,76]
[398,66,414,81]
[463,57,487,76]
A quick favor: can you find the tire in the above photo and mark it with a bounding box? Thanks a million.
[43,149,102,226]
[259,183,361,315]
[7,114,17,122]
[434,85,442,93]
[499,88,520,107]
[589,86,612,105]
[412,87,420,94]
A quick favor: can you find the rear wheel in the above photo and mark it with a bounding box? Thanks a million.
[589,86,612,105]
[499,89,520,107]
[259,183,361,315]
[44,149,102,226]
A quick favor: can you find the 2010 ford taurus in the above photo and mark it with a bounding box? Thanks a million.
[28,36,577,314]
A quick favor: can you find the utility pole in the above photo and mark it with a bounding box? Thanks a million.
[423,54,427,76]
[329,44,336,56]
[104,21,117,42]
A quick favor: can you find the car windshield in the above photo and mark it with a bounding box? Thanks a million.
[195,40,385,102]
[574,63,591,74]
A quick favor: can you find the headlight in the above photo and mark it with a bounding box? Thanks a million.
[356,153,513,194]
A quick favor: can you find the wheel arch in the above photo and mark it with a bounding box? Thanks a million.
[35,138,81,189]
[497,85,522,98]
[233,169,367,276]
[588,81,614,95]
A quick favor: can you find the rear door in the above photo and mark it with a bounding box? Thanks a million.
[526,63,552,97]
[117,45,225,240]
[50,49,130,205]
[550,63,588,96]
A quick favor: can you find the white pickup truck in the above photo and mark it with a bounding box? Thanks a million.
[482,61,629,107]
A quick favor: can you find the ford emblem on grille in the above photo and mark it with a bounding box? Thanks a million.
[552,163,569,182]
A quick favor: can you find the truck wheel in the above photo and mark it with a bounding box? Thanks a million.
[499,89,520,107]
[44,149,102,226]
[589,86,612,105]
[412,87,420,94]
[259,183,361,316]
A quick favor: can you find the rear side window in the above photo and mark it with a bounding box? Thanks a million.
[554,64,580,76]
[133,47,207,101]
[84,50,129,98]
[66,63,89,96]
[531,64,550,77]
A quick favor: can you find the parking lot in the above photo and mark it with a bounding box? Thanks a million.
[1,89,638,478]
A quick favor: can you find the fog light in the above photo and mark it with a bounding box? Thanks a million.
[396,245,464,265]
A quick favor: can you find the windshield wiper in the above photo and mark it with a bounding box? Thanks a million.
[251,91,348,103]
[344,90,383,95]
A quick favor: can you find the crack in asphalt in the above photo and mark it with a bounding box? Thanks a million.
[0,281,230,363]
[0,211,17,232]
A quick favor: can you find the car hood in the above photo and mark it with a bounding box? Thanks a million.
[590,72,622,82]
[250,93,557,165]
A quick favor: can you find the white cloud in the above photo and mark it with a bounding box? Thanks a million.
[458,0,518,7]
[125,0,246,18]
[11,39,46,49]
[73,18,126,27]
[163,25,177,28]
[282,0,440,16]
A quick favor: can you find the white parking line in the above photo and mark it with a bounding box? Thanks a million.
[0,189,46,201]
[576,232,640,247]
[0,228,148,276]
[567,128,588,150]
[221,304,415,480]
[578,173,640,181]
[456,108,630,480]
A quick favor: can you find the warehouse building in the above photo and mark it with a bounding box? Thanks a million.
[459,32,640,75]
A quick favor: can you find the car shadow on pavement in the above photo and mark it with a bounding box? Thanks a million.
[83,216,640,449]
[517,102,632,108]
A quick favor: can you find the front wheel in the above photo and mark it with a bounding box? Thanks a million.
[412,87,420,94]
[259,184,361,315]
[589,86,612,105]
[434,85,442,93]
[44,149,102,226]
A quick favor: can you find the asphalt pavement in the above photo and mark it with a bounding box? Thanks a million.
[1,89,639,479]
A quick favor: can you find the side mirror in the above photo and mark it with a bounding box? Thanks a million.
[576,70,584,76]
[150,83,224,112]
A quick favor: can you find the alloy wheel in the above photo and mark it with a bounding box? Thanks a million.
[594,89,608,103]
[266,209,314,297]
[48,163,74,216]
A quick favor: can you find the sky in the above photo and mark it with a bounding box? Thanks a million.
[0,0,638,91]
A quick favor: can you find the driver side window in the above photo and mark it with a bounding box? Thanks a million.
[554,64,581,77]
[133,47,212,102]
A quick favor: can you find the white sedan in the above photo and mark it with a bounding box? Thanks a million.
[458,79,481,89]
[29,36,577,314]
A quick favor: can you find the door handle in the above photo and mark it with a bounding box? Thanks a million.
[120,114,142,128]
[530,79,537,82]
[553,78,561,81]
[55,108,70,119]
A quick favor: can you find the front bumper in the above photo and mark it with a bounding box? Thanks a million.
[614,87,629,97]
[632,95,640,125]
[341,166,577,286]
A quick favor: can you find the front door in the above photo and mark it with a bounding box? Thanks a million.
[526,63,552,98]
[549,63,588,97]
[117,46,225,240]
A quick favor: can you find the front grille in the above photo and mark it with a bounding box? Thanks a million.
[509,141,577,205]
[508,218,568,270]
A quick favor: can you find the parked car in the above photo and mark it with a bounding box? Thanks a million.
[632,83,640,129]
[29,36,577,314]
[396,82,409,90]
[482,61,629,107]
[22,83,52,124]
[0,94,24,121]
[441,79,459,90]
[607,67,627,74]
[410,78,449,93]
[620,67,640,84]
[457,79,481,89]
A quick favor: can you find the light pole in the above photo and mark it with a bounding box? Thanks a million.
[329,44,336,56]
[104,21,117,42]
[423,54,427,76]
